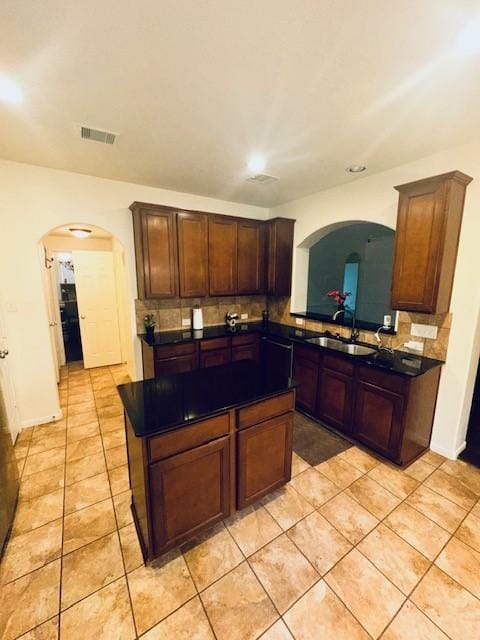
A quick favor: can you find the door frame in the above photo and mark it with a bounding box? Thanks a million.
[0,301,20,442]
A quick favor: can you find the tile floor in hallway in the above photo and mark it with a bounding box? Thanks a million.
[1,362,480,639]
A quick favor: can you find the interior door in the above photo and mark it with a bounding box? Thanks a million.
[42,252,62,381]
[0,303,20,442]
[73,251,122,369]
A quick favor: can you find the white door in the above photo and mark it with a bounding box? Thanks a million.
[0,302,20,442]
[43,254,62,382]
[73,251,122,369]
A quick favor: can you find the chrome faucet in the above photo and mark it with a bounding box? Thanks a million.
[332,308,359,342]
[375,325,394,353]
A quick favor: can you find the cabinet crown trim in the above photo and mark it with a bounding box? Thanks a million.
[394,170,473,192]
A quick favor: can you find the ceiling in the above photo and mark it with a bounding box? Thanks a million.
[49,225,111,240]
[1,1,479,207]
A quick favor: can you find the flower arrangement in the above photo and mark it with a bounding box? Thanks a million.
[144,314,156,335]
[326,289,351,306]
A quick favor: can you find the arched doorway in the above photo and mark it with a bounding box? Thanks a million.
[39,223,133,382]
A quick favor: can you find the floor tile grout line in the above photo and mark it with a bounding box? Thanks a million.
[57,365,70,637]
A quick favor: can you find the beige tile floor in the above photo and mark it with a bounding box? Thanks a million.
[1,362,480,639]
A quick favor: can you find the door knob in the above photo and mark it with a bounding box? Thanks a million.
[0,349,9,359]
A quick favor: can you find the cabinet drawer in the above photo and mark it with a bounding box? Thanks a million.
[199,348,231,369]
[148,413,230,462]
[155,342,196,360]
[232,343,259,363]
[231,333,257,346]
[294,343,321,364]
[155,353,198,376]
[237,391,294,430]
[323,354,354,376]
[357,365,408,394]
[200,337,230,351]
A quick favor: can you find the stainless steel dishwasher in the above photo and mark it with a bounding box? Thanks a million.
[261,336,293,378]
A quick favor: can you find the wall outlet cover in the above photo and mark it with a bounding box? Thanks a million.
[411,323,438,339]
[241,313,248,320]
[405,340,424,352]
[295,317,305,326]
[383,314,392,327]
[181,318,191,327]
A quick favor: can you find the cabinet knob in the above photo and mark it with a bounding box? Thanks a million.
[0,349,9,359]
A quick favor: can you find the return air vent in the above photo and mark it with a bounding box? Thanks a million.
[246,173,279,184]
[80,125,117,144]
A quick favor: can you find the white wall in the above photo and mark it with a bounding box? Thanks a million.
[0,159,268,429]
[271,141,480,459]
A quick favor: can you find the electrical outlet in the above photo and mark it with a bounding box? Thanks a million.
[411,323,438,339]
[295,317,305,326]
[241,313,248,320]
[383,314,392,328]
[405,340,424,352]
[181,318,191,327]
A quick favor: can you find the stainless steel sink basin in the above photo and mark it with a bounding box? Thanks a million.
[305,337,376,356]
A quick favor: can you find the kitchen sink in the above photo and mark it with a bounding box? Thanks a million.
[305,336,376,356]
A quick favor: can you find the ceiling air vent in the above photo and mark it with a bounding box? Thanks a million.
[246,173,279,184]
[80,125,117,144]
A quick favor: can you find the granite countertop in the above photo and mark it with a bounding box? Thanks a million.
[139,320,444,378]
[118,359,297,438]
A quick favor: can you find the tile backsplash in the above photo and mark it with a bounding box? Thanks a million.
[135,295,267,333]
[267,297,452,361]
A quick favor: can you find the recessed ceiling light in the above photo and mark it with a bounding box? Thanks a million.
[346,165,367,173]
[248,154,266,173]
[0,75,23,105]
[455,16,480,55]
[69,228,92,239]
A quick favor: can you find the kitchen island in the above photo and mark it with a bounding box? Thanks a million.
[118,360,296,562]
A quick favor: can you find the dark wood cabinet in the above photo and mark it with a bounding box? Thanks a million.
[231,334,260,363]
[353,379,404,458]
[149,436,231,555]
[237,220,265,294]
[126,390,295,561]
[155,353,198,376]
[267,218,295,296]
[237,412,293,509]
[177,211,209,297]
[199,348,231,369]
[317,367,353,434]
[391,171,472,313]
[209,216,238,295]
[131,203,178,299]
[292,345,320,414]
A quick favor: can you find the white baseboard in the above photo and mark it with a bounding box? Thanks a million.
[430,440,466,460]
[21,410,64,429]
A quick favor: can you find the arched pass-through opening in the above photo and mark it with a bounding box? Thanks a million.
[38,222,134,388]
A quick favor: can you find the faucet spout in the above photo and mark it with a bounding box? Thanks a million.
[332,308,359,342]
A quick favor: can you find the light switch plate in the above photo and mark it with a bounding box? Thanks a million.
[182,318,191,327]
[241,313,248,320]
[295,317,305,326]
[411,323,438,339]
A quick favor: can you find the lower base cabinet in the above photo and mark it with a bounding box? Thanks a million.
[149,436,231,555]
[127,390,294,561]
[237,413,293,509]
[293,344,441,466]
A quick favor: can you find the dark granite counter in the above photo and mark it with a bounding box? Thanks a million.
[139,321,444,378]
[118,359,297,437]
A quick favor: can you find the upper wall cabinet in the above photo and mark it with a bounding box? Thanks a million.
[209,216,238,296]
[267,218,296,296]
[131,203,179,299]
[237,220,266,295]
[390,171,472,314]
[177,212,209,297]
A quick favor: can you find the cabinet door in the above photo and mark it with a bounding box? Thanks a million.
[154,353,198,376]
[199,348,231,369]
[149,436,230,554]
[209,217,237,295]
[292,355,318,414]
[237,220,265,294]
[132,206,178,299]
[390,180,446,313]
[267,219,295,296]
[237,413,293,509]
[353,380,404,459]
[317,368,353,433]
[177,212,209,297]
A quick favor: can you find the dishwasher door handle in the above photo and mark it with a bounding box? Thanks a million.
[261,337,293,350]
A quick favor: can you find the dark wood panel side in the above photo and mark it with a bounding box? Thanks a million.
[142,342,155,380]
[292,355,318,414]
[125,415,152,559]
[401,367,441,464]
